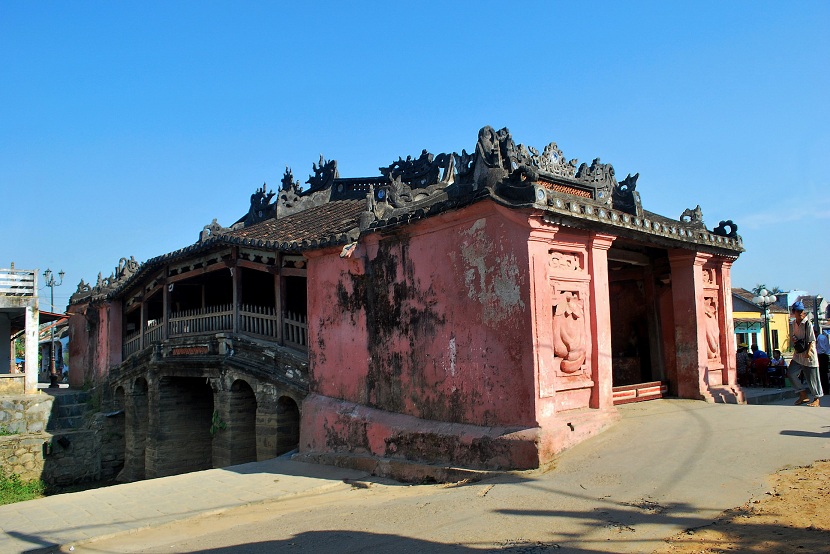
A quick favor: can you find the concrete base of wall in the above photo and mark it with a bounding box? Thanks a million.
[299,394,543,473]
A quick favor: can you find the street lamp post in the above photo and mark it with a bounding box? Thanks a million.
[752,289,777,354]
[815,294,824,334]
[43,268,65,388]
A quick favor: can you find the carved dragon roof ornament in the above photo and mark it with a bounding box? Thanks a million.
[243,184,276,226]
[680,205,705,228]
[612,173,643,217]
[306,155,339,192]
[379,149,455,187]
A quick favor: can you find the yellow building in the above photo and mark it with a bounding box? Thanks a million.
[732,288,790,353]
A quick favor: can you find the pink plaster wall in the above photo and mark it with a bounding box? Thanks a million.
[307,201,537,428]
[67,304,92,388]
[67,300,122,388]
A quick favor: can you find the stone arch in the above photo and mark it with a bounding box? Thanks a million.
[226,378,258,465]
[117,377,149,482]
[106,386,127,479]
[146,376,214,478]
[276,395,300,456]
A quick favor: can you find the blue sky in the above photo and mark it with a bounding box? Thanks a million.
[1,1,828,311]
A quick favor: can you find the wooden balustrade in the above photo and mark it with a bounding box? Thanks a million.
[169,304,233,336]
[283,311,308,350]
[240,304,279,339]
[145,320,164,344]
[123,331,141,358]
[122,304,308,358]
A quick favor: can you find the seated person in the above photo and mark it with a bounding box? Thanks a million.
[769,349,787,387]
[750,344,771,387]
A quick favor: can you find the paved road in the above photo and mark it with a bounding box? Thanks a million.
[2,391,828,553]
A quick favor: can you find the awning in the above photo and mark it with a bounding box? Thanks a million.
[9,310,68,336]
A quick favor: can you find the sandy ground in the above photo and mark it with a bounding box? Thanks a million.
[66,460,830,554]
[656,459,830,553]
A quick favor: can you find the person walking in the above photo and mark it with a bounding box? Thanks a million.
[788,301,822,407]
[817,327,829,393]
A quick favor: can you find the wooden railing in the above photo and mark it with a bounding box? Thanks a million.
[283,311,307,350]
[169,304,233,336]
[240,304,279,339]
[123,331,141,358]
[0,268,36,296]
[122,304,308,358]
[146,320,164,344]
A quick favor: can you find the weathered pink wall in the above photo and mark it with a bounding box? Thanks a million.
[67,304,91,388]
[68,300,122,388]
[307,201,536,428]
[303,201,621,469]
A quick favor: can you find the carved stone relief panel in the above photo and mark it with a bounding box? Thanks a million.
[548,249,584,276]
[704,296,721,362]
[552,290,588,376]
[702,267,716,287]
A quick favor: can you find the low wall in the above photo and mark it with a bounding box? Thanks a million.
[0,374,26,395]
[0,391,125,486]
[0,393,52,434]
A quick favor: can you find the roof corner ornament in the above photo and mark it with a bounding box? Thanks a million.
[75,279,91,294]
[199,218,228,242]
[612,173,643,216]
[680,204,705,227]
[306,155,339,192]
[712,219,739,239]
[115,256,140,281]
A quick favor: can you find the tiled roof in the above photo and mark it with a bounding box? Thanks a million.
[221,200,364,246]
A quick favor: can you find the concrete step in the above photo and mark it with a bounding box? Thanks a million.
[55,403,87,418]
[46,414,87,431]
[50,391,91,406]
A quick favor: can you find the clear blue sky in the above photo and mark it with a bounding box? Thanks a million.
[1,1,828,311]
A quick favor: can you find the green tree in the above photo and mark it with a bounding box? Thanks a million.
[751,284,783,296]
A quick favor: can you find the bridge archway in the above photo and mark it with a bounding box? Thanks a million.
[226,379,257,465]
[276,396,300,455]
[147,376,214,478]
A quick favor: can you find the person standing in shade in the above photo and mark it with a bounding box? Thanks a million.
[788,301,822,407]
[736,343,751,387]
[817,327,830,393]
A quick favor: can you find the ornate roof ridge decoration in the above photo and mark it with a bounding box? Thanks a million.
[242,184,276,227]
[612,173,643,217]
[70,256,141,305]
[379,149,456,187]
[199,218,231,242]
[306,154,339,192]
[277,164,332,219]
[712,219,739,238]
[680,205,705,228]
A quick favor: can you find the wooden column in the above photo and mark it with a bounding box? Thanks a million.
[139,299,145,350]
[275,263,283,344]
[232,266,239,334]
[162,278,169,340]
